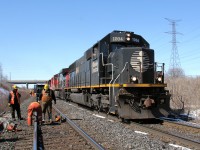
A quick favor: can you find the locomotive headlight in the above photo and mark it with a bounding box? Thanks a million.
[126,33,131,37]
[131,76,137,82]
[126,37,130,41]
[157,77,162,82]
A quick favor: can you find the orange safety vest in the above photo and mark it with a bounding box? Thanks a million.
[41,90,52,102]
[27,102,42,126]
[10,91,20,104]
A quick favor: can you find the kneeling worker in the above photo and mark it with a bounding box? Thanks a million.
[27,102,42,126]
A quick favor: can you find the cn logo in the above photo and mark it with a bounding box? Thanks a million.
[130,51,150,72]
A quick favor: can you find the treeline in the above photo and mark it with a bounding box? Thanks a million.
[166,76,200,111]
[0,64,30,112]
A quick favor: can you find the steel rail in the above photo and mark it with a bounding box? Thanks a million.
[53,105,105,150]
[131,122,200,149]
[160,118,200,130]
[33,111,38,150]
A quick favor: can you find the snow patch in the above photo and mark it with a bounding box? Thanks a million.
[92,114,105,119]
[169,143,191,150]
[134,131,148,135]
[190,109,200,120]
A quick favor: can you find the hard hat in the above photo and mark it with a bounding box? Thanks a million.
[12,85,18,90]
[44,84,49,90]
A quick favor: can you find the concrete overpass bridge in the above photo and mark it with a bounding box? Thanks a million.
[7,80,48,89]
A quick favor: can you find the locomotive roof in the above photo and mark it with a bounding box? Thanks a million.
[59,68,69,75]
[96,30,150,48]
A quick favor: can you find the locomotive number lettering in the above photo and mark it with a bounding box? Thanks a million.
[132,38,140,43]
[112,36,124,42]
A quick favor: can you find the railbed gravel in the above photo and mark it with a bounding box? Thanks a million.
[146,122,200,143]
[56,99,186,150]
[0,97,34,150]
[1,97,197,150]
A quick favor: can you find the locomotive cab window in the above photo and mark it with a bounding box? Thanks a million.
[93,47,98,60]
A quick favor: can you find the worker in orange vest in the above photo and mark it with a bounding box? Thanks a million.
[27,102,42,126]
[8,85,22,121]
[39,84,56,124]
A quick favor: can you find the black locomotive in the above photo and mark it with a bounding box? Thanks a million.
[52,30,171,120]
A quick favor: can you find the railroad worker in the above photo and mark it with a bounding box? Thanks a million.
[8,85,23,121]
[29,90,34,97]
[27,102,42,126]
[39,84,56,123]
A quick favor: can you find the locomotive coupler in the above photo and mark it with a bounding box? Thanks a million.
[142,96,155,108]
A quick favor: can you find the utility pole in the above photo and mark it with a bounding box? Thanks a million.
[165,18,182,77]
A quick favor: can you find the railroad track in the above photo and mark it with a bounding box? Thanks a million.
[1,97,105,150]
[161,119,200,133]
[130,122,200,149]
[1,97,199,149]
[37,105,104,150]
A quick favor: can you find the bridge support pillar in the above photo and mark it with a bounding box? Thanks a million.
[26,83,29,89]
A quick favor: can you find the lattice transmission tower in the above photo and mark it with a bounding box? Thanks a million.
[165,18,182,77]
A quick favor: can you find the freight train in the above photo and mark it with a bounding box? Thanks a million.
[49,30,171,120]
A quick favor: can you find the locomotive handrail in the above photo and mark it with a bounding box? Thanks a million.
[112,62,128,102]
[100,53,114,110]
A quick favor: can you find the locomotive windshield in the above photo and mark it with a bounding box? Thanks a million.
[111,42,146,52]
[111,44,125,51]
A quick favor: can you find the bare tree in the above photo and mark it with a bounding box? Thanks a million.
[167,67,185,77]
[166,75,200,113]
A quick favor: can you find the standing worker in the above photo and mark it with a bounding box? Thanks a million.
[8,85,23,121]
[27,102,42,126]
[39,84,56,123]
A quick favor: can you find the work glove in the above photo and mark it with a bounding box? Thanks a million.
[54,101,56,104]
[8,103,11,107]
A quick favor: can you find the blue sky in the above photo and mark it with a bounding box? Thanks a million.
[0,0,200,81]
